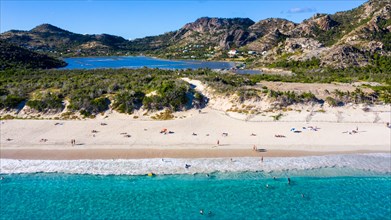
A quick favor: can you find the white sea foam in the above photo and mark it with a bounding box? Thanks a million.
[1,153,390,176]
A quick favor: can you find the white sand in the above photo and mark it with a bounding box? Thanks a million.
[1,108,390,155]
[1,79,390,159]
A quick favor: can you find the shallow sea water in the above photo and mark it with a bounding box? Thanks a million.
[1,170,390,219]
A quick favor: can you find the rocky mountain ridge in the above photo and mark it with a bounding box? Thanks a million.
[1,0,389,69]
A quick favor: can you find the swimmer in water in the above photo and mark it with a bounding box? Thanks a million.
[288,177,291,185]
[200,209,204,215]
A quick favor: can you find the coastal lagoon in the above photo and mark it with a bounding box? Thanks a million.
[62,56,263,74]
[62,56,235,70]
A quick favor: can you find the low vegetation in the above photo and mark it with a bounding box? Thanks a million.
[0,66,389,117]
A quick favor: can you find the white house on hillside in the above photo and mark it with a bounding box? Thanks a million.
[228,49,238,56]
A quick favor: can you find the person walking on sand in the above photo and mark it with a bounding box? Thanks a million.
[217,140,220,146]
[253,145,257,151]
[261,156,264,163]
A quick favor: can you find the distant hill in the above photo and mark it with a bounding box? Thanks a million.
[1,0,389,69]
[0,24,130,57]
[0,40,67,69]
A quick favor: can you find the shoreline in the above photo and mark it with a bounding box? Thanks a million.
[2,153,390,175]
[1,148,388,160]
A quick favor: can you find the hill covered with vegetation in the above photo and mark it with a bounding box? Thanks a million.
[0,40,67,70]
[1,0,389,71]
[0,24,131,57]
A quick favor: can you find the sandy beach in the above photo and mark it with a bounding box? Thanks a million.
[1,107,390,160]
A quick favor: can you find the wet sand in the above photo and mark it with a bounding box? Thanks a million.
[1,148,386,160]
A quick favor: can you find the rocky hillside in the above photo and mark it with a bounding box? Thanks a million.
[172,17,255,49]
[151,0,390,68]
[253,0,391,68]
[0,24,130,57]
[0,40,67,70]
[1,0,389,69]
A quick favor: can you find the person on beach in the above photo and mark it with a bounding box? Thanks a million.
[261,156,264,163]
[217,140,220,145]
[253,145,257,151]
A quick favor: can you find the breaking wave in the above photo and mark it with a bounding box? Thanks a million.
[1,153,390,176]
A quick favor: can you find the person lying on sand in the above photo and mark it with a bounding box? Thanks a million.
[274,134,286,138]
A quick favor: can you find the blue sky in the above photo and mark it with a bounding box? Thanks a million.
[1,0,366,39]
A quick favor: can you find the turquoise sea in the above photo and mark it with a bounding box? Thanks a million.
[1,170,390,219]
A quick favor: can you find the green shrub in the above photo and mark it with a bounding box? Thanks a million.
[325,97,338,107]
[0,95,25,109]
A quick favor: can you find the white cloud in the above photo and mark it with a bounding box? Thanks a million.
[286,7,317,14]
